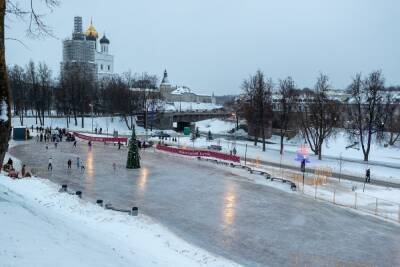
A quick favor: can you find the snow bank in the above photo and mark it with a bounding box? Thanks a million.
[195,119,236,135]
[0,175,238,267]
[164,102,222,112]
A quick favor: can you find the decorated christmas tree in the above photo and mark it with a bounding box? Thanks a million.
[126,126,140,169]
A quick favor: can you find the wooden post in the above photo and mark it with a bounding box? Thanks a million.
[333,188,336,204]
[314,183,317,200]
[354,193,357,209]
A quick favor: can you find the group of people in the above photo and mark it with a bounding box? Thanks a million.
[48,156,85,173]
[94,127,103,134]
[35,126,67,143]
[3,158,31,179]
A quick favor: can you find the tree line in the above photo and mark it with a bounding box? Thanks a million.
[8,60,163,129]
[236,70,400,162]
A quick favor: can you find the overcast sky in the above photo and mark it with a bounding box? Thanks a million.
[5,0,400,95]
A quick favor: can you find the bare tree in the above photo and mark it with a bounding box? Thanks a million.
[384,94,400,145]
[300,74,339,160]
[132,73,160,131]
[59,62,94,128]
[346,71,386,161]
[8,64,26,125]
[25,60,42,124]
[0,0,59,164]
[241,70,272,151]
[37,61,53,123]
[101,75,138,129]
[277,76,297,155]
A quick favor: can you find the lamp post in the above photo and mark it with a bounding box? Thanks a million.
[89,104,94,133]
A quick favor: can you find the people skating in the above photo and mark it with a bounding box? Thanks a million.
[76,156,80,169]
[112,162,116,172]
[73,140,77,148]
[54,142,58,149]
[48,157,53,171]
[40,133,43,142]
[95,128,97,134]
[118,141,121,150]
[67,159,72,169]
[80,160,85,173]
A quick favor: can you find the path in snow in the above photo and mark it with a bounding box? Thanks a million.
[9,140,400,267]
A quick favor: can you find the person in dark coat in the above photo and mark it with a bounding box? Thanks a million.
[366,168,371,183]
[67,159,72,169]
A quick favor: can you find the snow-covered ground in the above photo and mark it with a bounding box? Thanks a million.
[12,116,147,136]
[195,119,238,135]
[0,174,238,267]
[157,132,400,184]
[164,102,222,112]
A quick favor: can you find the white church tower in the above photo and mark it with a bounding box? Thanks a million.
[96,33,114,80]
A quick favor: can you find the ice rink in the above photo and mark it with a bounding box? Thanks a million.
[9,140,400,266]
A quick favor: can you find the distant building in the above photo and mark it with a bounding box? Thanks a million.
[61,16,114,80]
[159,70,216,104]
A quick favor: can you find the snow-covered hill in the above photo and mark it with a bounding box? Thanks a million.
[0,174,238,267]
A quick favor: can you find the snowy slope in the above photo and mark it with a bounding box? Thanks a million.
[195,119,236,135]
[0,175,238,267]
[12,116,146,136]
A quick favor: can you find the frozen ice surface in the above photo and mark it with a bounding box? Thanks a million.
[8,141,400,267]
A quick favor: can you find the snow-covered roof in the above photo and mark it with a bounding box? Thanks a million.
[171,87,191,95]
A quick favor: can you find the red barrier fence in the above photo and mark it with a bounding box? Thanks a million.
[73,132,128,143]
[156,144,240,163]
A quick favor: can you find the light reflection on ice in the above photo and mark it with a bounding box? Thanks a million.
[137,167,149,198]
[222,183,236,232]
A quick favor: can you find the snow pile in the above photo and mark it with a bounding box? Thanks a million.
[195,119,236,135]
[0,175,238,267]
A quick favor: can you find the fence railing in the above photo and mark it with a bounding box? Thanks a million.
[253,164,400,223]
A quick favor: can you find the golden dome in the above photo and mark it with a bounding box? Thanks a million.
[85,20,98,39]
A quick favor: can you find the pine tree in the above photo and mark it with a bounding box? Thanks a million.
[126,125,140,169]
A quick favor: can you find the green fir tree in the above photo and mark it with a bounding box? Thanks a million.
[126,126,140,169]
